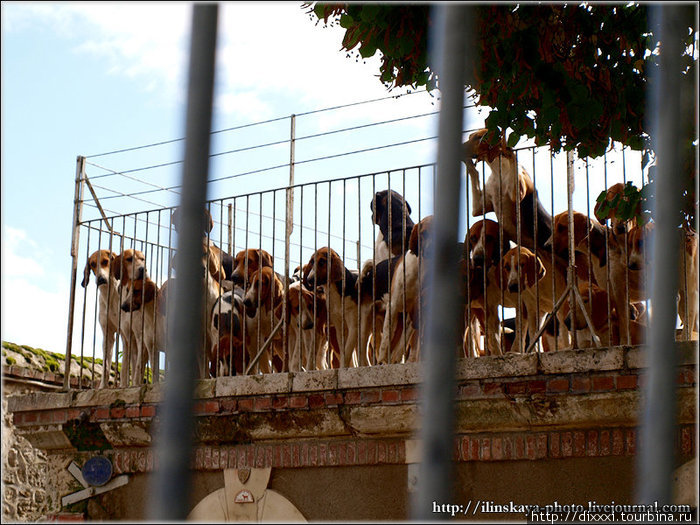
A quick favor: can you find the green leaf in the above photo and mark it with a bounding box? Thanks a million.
[507,132,521,148]
[339,13,354,29]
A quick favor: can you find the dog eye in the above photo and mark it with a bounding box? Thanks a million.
[91,261,96,268]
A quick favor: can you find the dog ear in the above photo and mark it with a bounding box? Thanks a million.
[259,249,273,269]
[328,251,345,282]
[408,224,419,254]
[584,223,607,266]
[81,259,91,287]
[112,254,123,282]
[143,280,157,304]
[204,209,214,233]
[405,199,412,215]
[526,254,545,287]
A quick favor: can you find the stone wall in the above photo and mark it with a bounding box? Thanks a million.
[2,377,61,522]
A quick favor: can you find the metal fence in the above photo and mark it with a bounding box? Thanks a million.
[65,112,696,388]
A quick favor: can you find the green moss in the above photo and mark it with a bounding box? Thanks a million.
[5,356,16,366]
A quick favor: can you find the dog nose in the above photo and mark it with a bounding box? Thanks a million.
[231,273,243,285]
[508,283,518,293]
[628,262,640,271]
[96,276,108,286]
[564,316,571,329]
[121,303,130,312]
[136,266,145,279]
[472,253,484,266]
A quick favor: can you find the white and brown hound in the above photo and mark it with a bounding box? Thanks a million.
[462,128,552,254]
[81,249,125,388]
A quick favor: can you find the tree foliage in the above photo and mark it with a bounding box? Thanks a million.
[305,3,697,228]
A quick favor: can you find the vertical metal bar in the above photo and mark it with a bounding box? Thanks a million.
[64,156,86,391]
[284,115,296,371]
[637,4,685,506]
[413,4,469,520]
[566,150,578,350]
[149,4,218,520]
[228,203,233,255]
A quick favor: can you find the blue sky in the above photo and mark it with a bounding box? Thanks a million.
[1,2,646,360]
[1,2,449,356]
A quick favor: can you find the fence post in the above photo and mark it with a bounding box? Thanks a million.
[637,4,686,506]
[413,4,470,520]
[283,114,296,367]
[149,4,218,520]
[63,156,86,391]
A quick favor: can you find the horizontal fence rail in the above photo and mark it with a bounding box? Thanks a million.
[65,99,698,389]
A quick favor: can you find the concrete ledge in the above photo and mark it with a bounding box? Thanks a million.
[291,368,338,392]
[7,391,71,412]
[538,347,625,374]
[338,362,421,389]
[215,372,290,397]
[456,353,539,380]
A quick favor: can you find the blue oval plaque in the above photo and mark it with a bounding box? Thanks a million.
[82,456,113,487]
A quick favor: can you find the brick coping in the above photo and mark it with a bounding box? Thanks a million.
[6,343,697,415]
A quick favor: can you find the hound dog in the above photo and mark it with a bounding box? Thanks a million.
[545,211,598,284]
[303,247,360,368]
[273,281,330,371]
[357,254,403,365]
[463,219,515,356]
[371,189,415,262]
[112,249,158,385]
[210,287,246,376]
[243,266,285,373]
[377,215,434,364]
[462,128,552,254]
[501,246,570,352]
[231,248,275,288]
[170,206,234,286]
[81,249,125,388]
[563,281,646,347]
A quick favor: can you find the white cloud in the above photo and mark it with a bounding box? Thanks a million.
[3,226,48,278]
[4,2,438,124]
[1,227,70,354]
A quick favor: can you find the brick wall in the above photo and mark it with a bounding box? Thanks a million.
[4,343,697,520]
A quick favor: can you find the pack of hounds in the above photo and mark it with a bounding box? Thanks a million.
[82,128,698,387]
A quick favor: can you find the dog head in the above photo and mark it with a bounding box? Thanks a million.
[466,219,512,269]
[502,247,545,293]
[408,215,434,258]
[170,207,214,235]
[243,266,283,316]
[82,249,117,288]
[210,288,245,376]
[545,211,591,259]
[112,249,147,286]
[371,189,414,256]
[563,282,611,332]
[462,128,513,164]
[627,222,654,271]
[274,281,317,330]
[371,189,412,227]
[302,247,345,290]
[121,277,157,312]
[211,289,244,346]
[231,248,274,286]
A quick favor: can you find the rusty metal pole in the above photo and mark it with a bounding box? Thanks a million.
[149,4,218,520]
[413,4,470,520]
[63,156,86,391]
